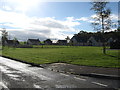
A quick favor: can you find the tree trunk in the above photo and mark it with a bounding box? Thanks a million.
[102,15,106,54]
[103,42,106,54]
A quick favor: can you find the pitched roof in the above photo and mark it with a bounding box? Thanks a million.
[27,39,40,44]
[57,40,67,43]
[6,40,19,45]
[44,39,52,42]
[72,34,105,43]
[6,40,14,44]
[91,35,104,42]
[28,39,40,42]
[72,36,90,43]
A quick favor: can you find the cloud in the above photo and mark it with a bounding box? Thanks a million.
[0,9,80,41]
[110,14,118,21]
[76,17,89,21]
[64,17,80,27]
[0,10,30,29]
[31,17,68,29]
[66,17,75,21]
[1,0,41,13]
[90,14,97,19]
[84,14,118,24]
[1,0,117,42]
[8,30,47,41]
[90,14,118,21]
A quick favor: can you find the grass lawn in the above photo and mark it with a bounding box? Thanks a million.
[1,46,120,68]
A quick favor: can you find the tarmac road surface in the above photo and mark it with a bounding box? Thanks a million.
[0,57,119,89]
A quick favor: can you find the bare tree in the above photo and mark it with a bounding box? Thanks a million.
[90,1,113,54]
[1,28,8,46]
[65,36,70,45]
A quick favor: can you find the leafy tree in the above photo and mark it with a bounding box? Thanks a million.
[90,1,113,54]
[78,30,87,34]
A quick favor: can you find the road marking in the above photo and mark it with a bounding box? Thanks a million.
[74,77,86,81]
[92,82,108,87]
[60,73,69,77]
[0,82,9,90]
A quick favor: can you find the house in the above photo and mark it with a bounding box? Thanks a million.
[70,35,103,46]
[57,40,67,45]
[87,36,103,46]
[107,37,114,46]
[27,39,40,45]
[110,39,120,49]
[5,40,19,46]
[70,36,89,46]
[44,39,52,45]
[107,37,113,43]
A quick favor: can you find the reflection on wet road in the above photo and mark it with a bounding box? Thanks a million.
[0,57,119,89]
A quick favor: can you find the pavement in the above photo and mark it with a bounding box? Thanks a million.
[41,63,120,80]
[1,56,120,80]
[2,57,120,89]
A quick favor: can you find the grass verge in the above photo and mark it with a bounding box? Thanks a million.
[1,46,119,68]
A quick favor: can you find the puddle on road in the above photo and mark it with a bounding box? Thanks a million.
[11,77,20,81]
[33,84,42,88]
[0,57,30,69]
[55,84,77,88]
[0,64,50,83]
[7,74,20,78]
[0,66,9,72]
[6,74,21,81]
[0,65,23,81]
[0,65,22,74]
[0,81,9,89]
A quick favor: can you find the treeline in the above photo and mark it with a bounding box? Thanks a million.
[73,29,120,42]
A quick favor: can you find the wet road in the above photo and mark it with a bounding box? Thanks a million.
[0,57,119,89]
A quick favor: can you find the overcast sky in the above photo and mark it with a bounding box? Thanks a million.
[0,0,118,41]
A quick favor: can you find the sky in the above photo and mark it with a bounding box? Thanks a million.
[0,0,119,41]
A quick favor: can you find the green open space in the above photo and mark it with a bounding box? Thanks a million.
[1,46,120,68]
